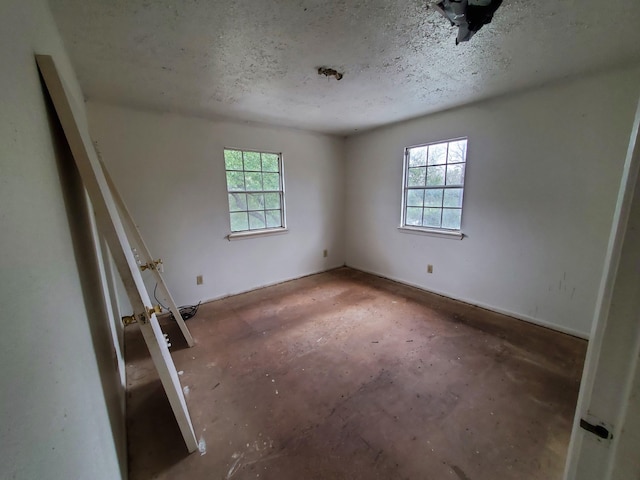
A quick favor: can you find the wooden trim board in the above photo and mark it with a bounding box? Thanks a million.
[99,159,195,347]
[36,54,198,453]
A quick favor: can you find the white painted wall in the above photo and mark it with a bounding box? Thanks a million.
[86,103,345,307]
[344,67,640,338]
[0,1,125,478]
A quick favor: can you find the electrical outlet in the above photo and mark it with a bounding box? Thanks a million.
[427,264,433,274]
[323,249,328,258]
[196,275,203,285]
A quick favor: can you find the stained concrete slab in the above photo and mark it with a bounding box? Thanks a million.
[125,267,586,479]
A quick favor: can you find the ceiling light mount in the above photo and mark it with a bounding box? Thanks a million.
[317,67,343,81]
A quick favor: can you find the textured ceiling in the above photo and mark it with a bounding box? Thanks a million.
[49,0,640,135]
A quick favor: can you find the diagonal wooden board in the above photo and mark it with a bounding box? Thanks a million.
[99,159,195,348]
[36,54,198,453]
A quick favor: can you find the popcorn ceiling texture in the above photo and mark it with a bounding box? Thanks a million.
[50,0,640,134]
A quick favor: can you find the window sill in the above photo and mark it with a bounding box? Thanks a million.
[227,227,289,241]
[398,226,464,240]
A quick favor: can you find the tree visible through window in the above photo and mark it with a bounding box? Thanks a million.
[224,148,285,232]
[402,138,467,231]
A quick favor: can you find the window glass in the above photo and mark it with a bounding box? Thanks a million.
[402,138,467,231]
[224,149,285,232]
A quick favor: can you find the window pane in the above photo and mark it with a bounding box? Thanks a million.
[442,209,462,230]
[226,171,245,191]
[402,138,467,233]
[247,193,264,210]
[248,210,266,230]
[426,166,446,186]
[264,192,280,209]
[228,193,247,212]
[428,143,447,165]
[446,164,465,185]
[424,189,443,207]
[447,140,467,164]
[406,207,422,226]
[407,189,424,207]
[243,151,261,171]
[245,172,262,191]
[266,209,281,228]
[408,146,427,167]
[225,148,285,234]
[262,153,279,172]
[408,167,426,187]
[224,149,243,170]
[423,208,442,228]
[230,212,248,231]
[443,188,463,208]
[263,172,280,191]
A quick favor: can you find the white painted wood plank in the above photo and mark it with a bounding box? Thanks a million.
[610,349,640,479]
[564,94,640,479]
[99,234,126,393]
[100,159,195,347]
[35,54,197,453]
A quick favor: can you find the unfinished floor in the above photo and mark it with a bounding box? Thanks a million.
[125,267,587,480]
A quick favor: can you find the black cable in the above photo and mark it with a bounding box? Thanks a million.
[154,283,201,321]
[153,282,169,310]
[177,302,201,321]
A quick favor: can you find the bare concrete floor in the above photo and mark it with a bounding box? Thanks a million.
[125,267,587,480]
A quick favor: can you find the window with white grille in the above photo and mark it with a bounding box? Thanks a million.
[402,138,467,231]
[224,148,285,233]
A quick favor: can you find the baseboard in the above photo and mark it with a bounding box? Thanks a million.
[346,264,590,340]
[199,264,347,306]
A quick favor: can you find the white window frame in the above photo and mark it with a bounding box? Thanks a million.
[223,147,287,240]
[399,137,467,240]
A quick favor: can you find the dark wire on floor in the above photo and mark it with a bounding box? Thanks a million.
[154,283,201,321]
[153,282,169,310]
